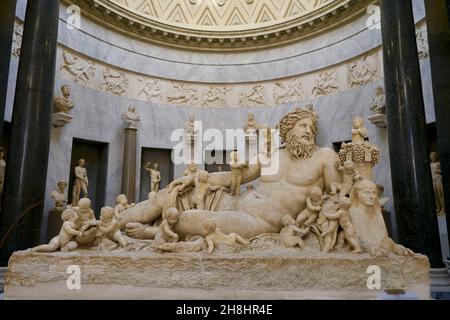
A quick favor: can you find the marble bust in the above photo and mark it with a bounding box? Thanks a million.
[245,112,259,135]
[51,180,68,213]
[122,108,342,240]
[121,106,140,129]
[349,179,414,257]
[53,85,74,114]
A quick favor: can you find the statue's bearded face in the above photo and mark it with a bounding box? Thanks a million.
[285,118,316,160]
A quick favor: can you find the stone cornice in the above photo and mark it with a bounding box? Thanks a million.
[63,0,377,51]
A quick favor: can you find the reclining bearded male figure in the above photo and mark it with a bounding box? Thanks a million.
[120,108,342,240]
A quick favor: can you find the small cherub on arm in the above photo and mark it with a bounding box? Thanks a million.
[32,208,83,252]
[280,215,310,249]
[202,219,249,254]
[296,187,323,228]
[154,207,180,244]
[114,194,135,220]
[97,206,129,248]
[338,160,362,198]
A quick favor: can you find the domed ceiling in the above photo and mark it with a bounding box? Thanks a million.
[66,0,375,50]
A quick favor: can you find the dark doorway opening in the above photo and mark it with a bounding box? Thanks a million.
[68,138,109,217]
[205,150,231,173]
[140,148,174,202]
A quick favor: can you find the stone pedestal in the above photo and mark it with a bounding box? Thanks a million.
[121,127,137,202]
[51,112,73,127]
[4,250,431,300]
[368,114,387,129]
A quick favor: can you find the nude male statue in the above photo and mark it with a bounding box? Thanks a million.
[145,162,161,193]
[121,108,342,240]
[73,159,88,206]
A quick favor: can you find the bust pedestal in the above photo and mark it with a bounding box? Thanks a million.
[51,112,73,127]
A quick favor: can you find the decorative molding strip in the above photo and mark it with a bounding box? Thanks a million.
[59,45,383,108]
[63,0,376,51]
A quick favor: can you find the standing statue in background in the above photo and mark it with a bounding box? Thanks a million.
[73,159,89,206]
[146,162,161,193]
[430,152,445,215]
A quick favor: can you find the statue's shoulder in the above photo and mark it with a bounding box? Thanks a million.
[316,147,339,160]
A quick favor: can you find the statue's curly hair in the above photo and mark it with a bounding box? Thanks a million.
[277,108,319,144]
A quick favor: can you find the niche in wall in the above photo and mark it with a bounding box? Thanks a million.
[205,150,231,173]
[139,148,174,202]
[68,138,109,217]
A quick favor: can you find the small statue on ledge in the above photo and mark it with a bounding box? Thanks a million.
[145,162,161,193]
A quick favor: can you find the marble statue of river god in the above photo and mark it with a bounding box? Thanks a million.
[121,108,343,239]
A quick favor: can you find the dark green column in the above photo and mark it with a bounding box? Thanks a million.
[424,0,450,252]
[380,0,443,267]
[0,0,60,266]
